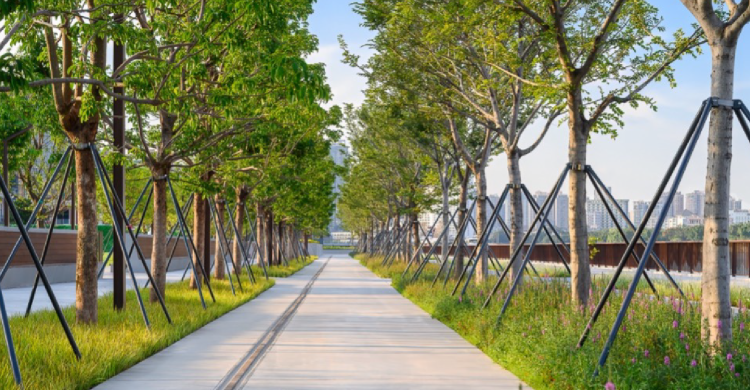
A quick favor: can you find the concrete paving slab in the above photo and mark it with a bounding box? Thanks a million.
[242,254,527,389]
[96,252,528,389]
[95,260,324,390]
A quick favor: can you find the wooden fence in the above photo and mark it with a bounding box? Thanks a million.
[424,240,750,276]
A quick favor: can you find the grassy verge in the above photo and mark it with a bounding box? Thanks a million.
[251,256,317,278]
[0,273,273,389]
[324,245,355,250]
[356,252,750,389]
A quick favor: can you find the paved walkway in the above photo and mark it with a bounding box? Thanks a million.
[96,252,527,389]
[4,269,186,317]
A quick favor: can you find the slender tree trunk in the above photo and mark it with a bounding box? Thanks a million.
[411,212,419,259]
[701,42,737,347]
[256,202,265,267]
[266,210,275,265]
[474,168,487,283]
[73,142,98,323]
[150,174,168,302]
[214,195,226,279]
[454,171,470,278]
[568,91,591,306]
[507,151,525,285]
[232,192,246,273]
[441,175,450,265]
[190,193,206,288]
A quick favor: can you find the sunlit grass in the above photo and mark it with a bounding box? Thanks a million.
[0,272,274,389]
[251,256,317,278]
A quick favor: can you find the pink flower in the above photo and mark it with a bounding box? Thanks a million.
[664,356,670,365]
[741,323,745,332]
[685,343,689,352]
[728,353,733,361]
[605,381,616,390]
[679,332,685,340]
[730,363,735,372]
[631,358,636,364]
[691,360,697,367]
[673,320,678,328]
[736,373,740,378]
[644,350,649,358]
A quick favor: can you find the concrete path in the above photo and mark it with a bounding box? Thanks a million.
[96,252,527,389]
[3,269,186,317]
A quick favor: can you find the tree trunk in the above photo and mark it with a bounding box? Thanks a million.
[149,174,168,303]
[213,195,226,279]
[411,212,420,259]
[474,168,487,284]
[441,175,450,266]
[73,143,98,323]
[190,193,206,288]
[701,41,737,347]
[266,210,275,265]
[232,192,246,273]
[568,92,591,306]
[454,171,470,278]
[256,202,265,268]
[507,151,525,285]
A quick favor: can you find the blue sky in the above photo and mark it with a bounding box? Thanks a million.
[307,1,750,205]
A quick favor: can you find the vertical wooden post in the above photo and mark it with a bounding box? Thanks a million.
[112,22,126,310]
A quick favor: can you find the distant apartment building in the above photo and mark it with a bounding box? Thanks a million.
[664,215,704,229]
[685,190,705,216]
[730,210,750,225]
[553,193,569,231]
[586,197,629,231]
[630,200,649,227]
[673,191,684,214]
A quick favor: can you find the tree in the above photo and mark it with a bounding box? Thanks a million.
[509,0,702,305]
[351,0,563,283]
[679,0,750,349]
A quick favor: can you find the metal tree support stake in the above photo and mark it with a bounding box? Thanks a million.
[588,99,713,376]
[0,148,81,387]
[90,144,172,326]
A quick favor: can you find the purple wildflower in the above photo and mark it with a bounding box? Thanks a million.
[605,381,616,390]
[691,359,697,367]
[644,350,649,358]
[728,353,733,361]
[685,343,689,352]
[679,332,685,340]
[736,373,740,378]
[730,363,735,372]
[742,323,745,332]
[673,320,678,329]
[664,356,670,365]
[631,358,636,364]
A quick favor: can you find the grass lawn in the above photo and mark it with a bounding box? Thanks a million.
[251,255,317,278]
[0,272,273,389]
[355,253,750,389]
